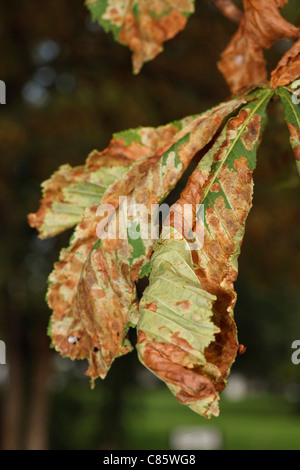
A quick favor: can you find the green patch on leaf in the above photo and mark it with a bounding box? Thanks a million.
[113,128,143,146]
[139,261,151,278]
[127,223,146,265]
[277,85,300,176]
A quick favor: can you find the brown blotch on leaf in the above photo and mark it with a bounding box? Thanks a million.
[119,9,188,74]
[171,331,193,351]
[137,330,147,344]
[174,300,191,311]
[227,108,249,131]
[141,339,217,404]
[287,122,300,161]
[145,301,158,312]
[234,156,252,182]
[210,182,222,193]
[242,113,261,150]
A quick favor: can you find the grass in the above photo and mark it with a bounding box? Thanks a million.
[122,387,300,450]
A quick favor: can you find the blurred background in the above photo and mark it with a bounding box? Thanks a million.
[0,0,300,450]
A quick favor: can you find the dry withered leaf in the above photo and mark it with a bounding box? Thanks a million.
[46,97,246,382]
[27,130,155,239]
[74,97,247,380]
[28,161,130,240]
[45,119,197,378]
[277,85,300,175]
[271,39,300,88]
[137,87,273,417]
[85,0,195,73]
[218,0,299,94]
[28,121,192,240]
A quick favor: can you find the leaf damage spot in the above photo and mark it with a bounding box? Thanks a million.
[242,113,261,150]
[234,157,252,182]
[145,301,158,312]
[287,122,300,161]
[174,300,191,311]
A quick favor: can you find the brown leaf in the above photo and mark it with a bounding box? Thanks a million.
[46,120,188,379]
[271,39,300,88]
[86,0,195,74]
[75,98,245,381]
[27,137,148,239]
[218,0,299,93]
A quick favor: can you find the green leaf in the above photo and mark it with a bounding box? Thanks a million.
[277,85,300,175]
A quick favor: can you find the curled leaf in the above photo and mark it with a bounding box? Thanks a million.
[27,131,154,239]
[137,88,273,417]
[137,227,220,417]
[28,122,190,240]
[85,0,195,73]
[52,97,246,381]
[218,0,299,93]
[271,39,300,89]
[46,119,193,377]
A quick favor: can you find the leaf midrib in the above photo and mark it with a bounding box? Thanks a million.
[279,88,300,129]
[201,89,272,203]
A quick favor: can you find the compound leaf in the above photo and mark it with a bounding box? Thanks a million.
[45,118,198,375]
[136,87,273,417]
[271,39,300,89]
[54,97,245,381]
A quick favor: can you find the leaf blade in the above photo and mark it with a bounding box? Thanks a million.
[85,0,195,73]
[271,39,300,88]
[277,85,300,175]
[136,88,273,417]
[65,97,246,380]
[218,0,299,93]
[46,118,193,377]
